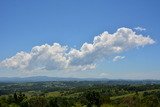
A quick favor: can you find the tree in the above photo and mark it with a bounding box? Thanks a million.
[85,91,101,107]
[48,98,59,107]
[14,93,18,103]
[6,95,14,104]
[28,96,47,107]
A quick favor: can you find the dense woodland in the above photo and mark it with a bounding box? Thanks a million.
[0,81,160,107]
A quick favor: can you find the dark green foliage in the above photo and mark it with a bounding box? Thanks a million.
[20,99,28,107]
[7,95,14,104]
[141,95,160,107]
[85,91,101,107]
[0,81,160,107]
[48,97,58,107]
[28,96,47,107]
[14,93,18,102]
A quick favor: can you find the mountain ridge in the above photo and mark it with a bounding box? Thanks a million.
[0,76,110,82]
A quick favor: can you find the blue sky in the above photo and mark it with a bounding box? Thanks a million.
[0,0,160,79]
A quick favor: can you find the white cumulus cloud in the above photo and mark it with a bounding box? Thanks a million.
[0,27,155,72]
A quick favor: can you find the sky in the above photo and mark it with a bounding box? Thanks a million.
[0,0,160,79]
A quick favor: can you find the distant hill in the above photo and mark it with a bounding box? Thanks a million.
[0,76,109,82]
[0,76,160,84]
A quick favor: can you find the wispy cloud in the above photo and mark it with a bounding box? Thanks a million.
[0,27,155,72]
[99,73,110,77]
[134,26,146,31]
[113,56,125,62]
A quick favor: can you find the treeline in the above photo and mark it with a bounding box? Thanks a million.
[0,90,160,107]
[0,82,160,107]
[1,91,108,107]
[1,81,160,95]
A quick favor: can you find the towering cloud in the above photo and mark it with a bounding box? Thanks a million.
[0,27,155,71]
